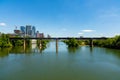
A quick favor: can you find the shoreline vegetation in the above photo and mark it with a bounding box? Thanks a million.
[0,34,31,48]
[63,35,120,49]
[0,34,12,47]
[0,34,49,49]
[93,35,120,49]
[63,38,81,47]
[63,38,89,47]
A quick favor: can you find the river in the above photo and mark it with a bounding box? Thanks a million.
[0,42,120,80]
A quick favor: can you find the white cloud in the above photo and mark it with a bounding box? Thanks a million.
[81,30,95,32]
[0,23,6,26]
[78,33,83,35]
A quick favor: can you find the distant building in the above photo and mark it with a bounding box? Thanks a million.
[26,25,32,36]
[20,26,26,37]
[20,26,26,34]
[36,31,44,38]
[47,34,51,38]
[36,31,39,38]
[32,26,36,37]
[12,25,43,38]
[14,30,21,35]
[39,33,44,38]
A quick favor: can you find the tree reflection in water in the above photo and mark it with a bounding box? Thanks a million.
[105,48,120,59]
[9,46,32,54]
[0,47,12,58]
[67,47,79,53]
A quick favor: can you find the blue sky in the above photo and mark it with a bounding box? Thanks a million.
[0,0,120,37]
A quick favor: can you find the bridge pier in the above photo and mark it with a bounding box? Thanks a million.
[23,39,26,50]
[89,39,93,47]
[39,40,42,49]
[56,38,58,53]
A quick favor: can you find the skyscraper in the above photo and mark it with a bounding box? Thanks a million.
[20,26,25,34]
[32,26,36,37]
[26,25,32,36]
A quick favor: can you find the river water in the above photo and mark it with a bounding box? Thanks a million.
[0,42,120,80]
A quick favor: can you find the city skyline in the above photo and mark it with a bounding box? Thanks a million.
[0,0,120,37]
[13,25,45,38]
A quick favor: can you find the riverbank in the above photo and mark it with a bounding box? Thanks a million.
[0,34,32,48]
[63,35,120,49]
[93,35,120,49]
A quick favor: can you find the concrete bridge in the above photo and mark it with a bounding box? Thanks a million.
[9,37,108,40]
[9,37,108,51]
[9,37,108,53]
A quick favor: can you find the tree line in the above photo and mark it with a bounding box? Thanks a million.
[63,35,120,49]
[0,34,31,47]
[93,35,120,49]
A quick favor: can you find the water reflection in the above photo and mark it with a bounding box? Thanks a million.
[56,43,58,53]
[90,46,93,53]
[67,47,79,53]
[1,42,120,60]
[0,44,48,58]
[1,42,120,80]
[10,46,32,54]
[105,48,120,58]
[0,47,12,58]
[38,47,46,53]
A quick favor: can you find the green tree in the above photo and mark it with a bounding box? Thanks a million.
[63,38,79,47]
[93,35,120,49]
[0,34,12,47]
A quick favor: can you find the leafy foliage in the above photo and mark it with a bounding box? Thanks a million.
[0,34,12,47]
[93,35,120,49]
[63,38,79,47]
[37,40,49,51]
[0,34,31,47]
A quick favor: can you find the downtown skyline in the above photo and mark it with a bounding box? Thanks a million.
[0,0,120,37]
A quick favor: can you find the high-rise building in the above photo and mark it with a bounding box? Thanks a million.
[32,26,36,37]
[20,26,26,37]
[26,25,32,36]
[20,26,25,34]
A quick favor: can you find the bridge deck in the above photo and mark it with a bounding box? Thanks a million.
[9,37,108,40]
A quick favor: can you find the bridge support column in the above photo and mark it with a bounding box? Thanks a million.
[56,39,58,53]
[23,39,26,50]
[39,40,42,49]
[89,39,93,47]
